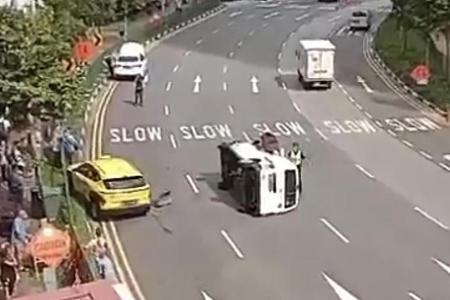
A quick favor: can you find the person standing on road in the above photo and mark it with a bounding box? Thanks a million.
[134,75,144,106]
[287,142,305,192]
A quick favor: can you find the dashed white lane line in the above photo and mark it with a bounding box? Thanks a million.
[264,11,280,19]
[223,82,228,91]
[195,39,203,45]
[348,96,355,103]
[185,173,200,194]
[165,81,172,91]
[354,164,375,179]
[282,41,287,48]
[172,64,179,72]
[237,40,243,47]
[289,31,294,37]
[439,162,450,172]
[164,105,170,116]
[328,15,341,22]
[315,128,328,141]
[364,111,373,119]
[320,218,350,244]
[246,13,255,19]
[184,50,191,56]
[355,103,363,110]
[402,139,413,148]
[248,30,255,36]
[414,206,449,230]
[374,120,383,127]
[281,82,287,90]
[220,229,244,259]
[292,101,301,113]
[228,21,235,26]
[387,129,397,137]
[212,28,219,34]
[432,257,450,275]
[228,105,235,114]
[277,52,282,59]
[419,150,432,160]
[228,51,235,58]
[169,134,177,149]
[229,10,242,18]
[263,22,269,27]
[408,292,422,300]
[242,131,252,142]
[295,13,309,21]
[223,65,228,73]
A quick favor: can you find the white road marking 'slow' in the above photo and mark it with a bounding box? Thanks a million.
[439,162,450,172]
[220,229,244,259]
[164,105,170,116]
[169,134,177,149]
[228,105,235,114]
[185,174,200,194]
[320,218,350,244]
[419,150,432,160]
[354,164,375,179]
[408,292,422,300]
[315,128,328,141]
[242,131,252,142]
[172,64,179,72]
[414,207,449,230]
[402,140,413,148]
[165,81,172,91]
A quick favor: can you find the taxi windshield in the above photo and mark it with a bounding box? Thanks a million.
[103,176,146,190]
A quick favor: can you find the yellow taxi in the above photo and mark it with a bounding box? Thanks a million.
[67,155,151,219]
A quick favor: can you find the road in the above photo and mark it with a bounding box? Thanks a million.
[101,0,450,299]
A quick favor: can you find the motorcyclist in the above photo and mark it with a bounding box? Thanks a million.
[287,142,305,192]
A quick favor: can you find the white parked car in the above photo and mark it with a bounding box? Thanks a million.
[113,42,148,79]
[349,10,371,31]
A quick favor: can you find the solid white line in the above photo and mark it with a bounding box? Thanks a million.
[228,105,235,114]
[169,134,177,149]
[195,39,203,45]
[185,174,200,194]
[320,218,350,244]
[387,129,397,137]
[212,28,219,34]
[364,112,373,119]
[228,51,235,58]
[419,150,432,160]
[165,81,172,91]
[355,164,375,179]
[228,21,235,26]
[439,162,450,172]
[315,128,328,141]
[223,65,228,73]
[242,131,252,142]
[292,101,302,114]
[172,64,179,72]
[220,229,244,259]
[223,82,228,91]
[402,140,413,148]
[281,82,287,90]
[414,206,449,230]
[237,40,243,47]
[340,88,348,96]
[355,103,363,110]
[164,105,170,116]
[184,50,191,56]
[408,292,422,300]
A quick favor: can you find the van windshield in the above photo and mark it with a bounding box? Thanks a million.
[352,11,368,17]
[118,56,139,62]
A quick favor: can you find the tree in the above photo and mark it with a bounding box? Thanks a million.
[391,0,415,53]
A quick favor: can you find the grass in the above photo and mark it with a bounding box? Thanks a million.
[374,15,450,108]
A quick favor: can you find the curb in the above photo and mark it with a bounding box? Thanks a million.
[79,3,227,150]
[367,22,448,119]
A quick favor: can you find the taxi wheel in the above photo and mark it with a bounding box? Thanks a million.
[89,196,103,221]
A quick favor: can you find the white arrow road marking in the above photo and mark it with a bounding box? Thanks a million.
[221,229,244,259]
[201,290,214,300]
[251,76,259,94]
[193,75,202,93]
[322,273,359,300]
[356,75,373,93]
[408,292,423,300]
[295,13,309,21]
[432,257,450,276]
[414,207,448,230]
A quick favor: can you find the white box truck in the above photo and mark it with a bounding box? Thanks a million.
[295,39,335,90]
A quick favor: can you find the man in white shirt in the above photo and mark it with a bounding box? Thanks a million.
[287,142,305,192]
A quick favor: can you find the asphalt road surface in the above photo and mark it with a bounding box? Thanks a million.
[103,0,450,299]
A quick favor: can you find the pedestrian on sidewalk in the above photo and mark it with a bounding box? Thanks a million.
[0,241,19,298]
[10,210,30,271]
[60,127,80,165]
[96,251,117,282]
[8,164,24,208]
[0,140,8,182]
[85,227,108,257]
